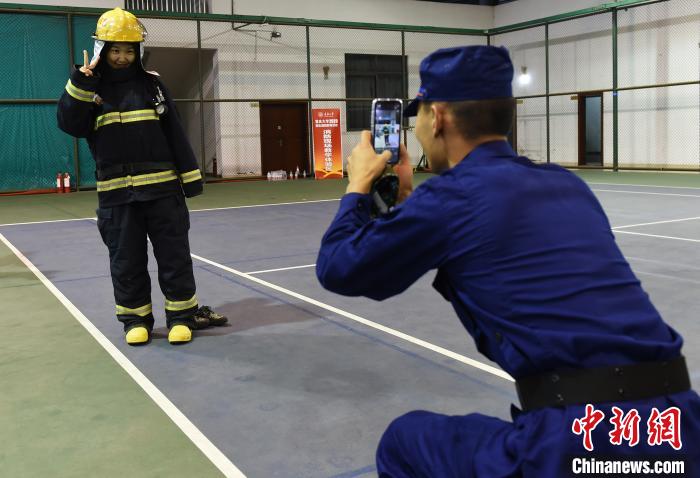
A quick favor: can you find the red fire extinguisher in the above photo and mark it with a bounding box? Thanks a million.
[63,172,71,193]
[56,172,64,193]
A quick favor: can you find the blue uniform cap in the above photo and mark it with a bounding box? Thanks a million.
[403,45,514,117]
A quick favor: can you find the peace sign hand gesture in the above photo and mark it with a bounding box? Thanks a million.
[79,50,99,77]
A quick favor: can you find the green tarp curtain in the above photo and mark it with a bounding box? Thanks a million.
[0,13,99,192]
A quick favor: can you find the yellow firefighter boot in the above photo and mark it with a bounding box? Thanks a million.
[168,324,192,344]
[125,326,149,345]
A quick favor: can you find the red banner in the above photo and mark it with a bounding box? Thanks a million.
[312,109,343,179]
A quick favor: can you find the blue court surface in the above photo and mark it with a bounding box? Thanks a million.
[1,182,699,477]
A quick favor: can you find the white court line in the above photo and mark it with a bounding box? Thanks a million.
[3,183,699,227]
[0,217,95,227]
[588,182,700,190]
[192,253,514,383]
[614,230,700,243]
[591,189,700,198]
[246,264,316,275]
[190,198,339,214]
[3,188,699,227]
[0,233,246,478]
[612,216,700,230]
[0,198,341,227]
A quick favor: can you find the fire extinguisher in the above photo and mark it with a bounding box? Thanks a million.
[56,172,64,193]
[63,172,71,193]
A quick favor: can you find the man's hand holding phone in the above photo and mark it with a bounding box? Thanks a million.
[347,97,412,210]
[346,131,413,205]
[346,131,391,195]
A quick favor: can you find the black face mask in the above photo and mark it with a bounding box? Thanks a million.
[101,61,138,82]
[99,42,141,82]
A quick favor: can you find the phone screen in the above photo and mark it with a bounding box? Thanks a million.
[372,99,402,164]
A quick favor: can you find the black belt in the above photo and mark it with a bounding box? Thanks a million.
[96,162,175,181]
[516,356,690,411]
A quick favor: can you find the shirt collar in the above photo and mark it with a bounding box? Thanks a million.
[464,140,517,161]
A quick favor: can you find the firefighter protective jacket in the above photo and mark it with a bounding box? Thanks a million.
[57,64,203,207]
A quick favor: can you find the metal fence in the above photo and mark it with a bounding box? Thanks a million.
[489,0,699,170]
[0,0,697,192]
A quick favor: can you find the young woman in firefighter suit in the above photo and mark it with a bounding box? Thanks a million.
[317,46,700,477]
[57,8,225,345]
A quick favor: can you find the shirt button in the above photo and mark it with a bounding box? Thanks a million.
[494,331,503,343]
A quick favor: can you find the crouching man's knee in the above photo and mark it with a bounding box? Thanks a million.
[376,410,435,477]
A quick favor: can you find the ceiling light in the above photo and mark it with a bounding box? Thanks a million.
[518,66,531,86]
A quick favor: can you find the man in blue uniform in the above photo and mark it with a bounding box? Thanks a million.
[316,45,699,477]
[58,8,226,345]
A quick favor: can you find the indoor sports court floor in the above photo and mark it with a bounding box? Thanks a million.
[1,170,699,477]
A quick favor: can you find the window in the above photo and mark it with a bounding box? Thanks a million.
[345,53,407,131]
[125,0,209,13]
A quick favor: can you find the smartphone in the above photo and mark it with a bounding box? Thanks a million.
[371,99,403,164]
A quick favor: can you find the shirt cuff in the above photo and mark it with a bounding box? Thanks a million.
[338,192,372,223]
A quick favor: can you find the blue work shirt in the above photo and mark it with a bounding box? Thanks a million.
[317,141,682,379]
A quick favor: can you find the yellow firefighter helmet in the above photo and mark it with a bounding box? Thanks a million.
[93,8,147,42]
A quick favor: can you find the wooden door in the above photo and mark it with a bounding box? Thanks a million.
[260,102,309,175]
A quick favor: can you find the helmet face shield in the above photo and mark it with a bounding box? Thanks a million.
[91,40,145,65]
[92,39,104,64]
[93,8,147,43]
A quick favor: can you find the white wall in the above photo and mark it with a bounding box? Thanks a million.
[136,4,489,176]
[494,0,699,169]
[494,0,604,28]
[12,0,117,7]
[16,0,492,29]
[215,0,492,30]
[206,0,493,174]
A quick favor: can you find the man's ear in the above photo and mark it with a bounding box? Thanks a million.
[431,103,444,138]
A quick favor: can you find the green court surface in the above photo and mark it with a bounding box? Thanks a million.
[0,248,223,478]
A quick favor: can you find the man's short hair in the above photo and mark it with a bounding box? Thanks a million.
[421,98,515,139]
